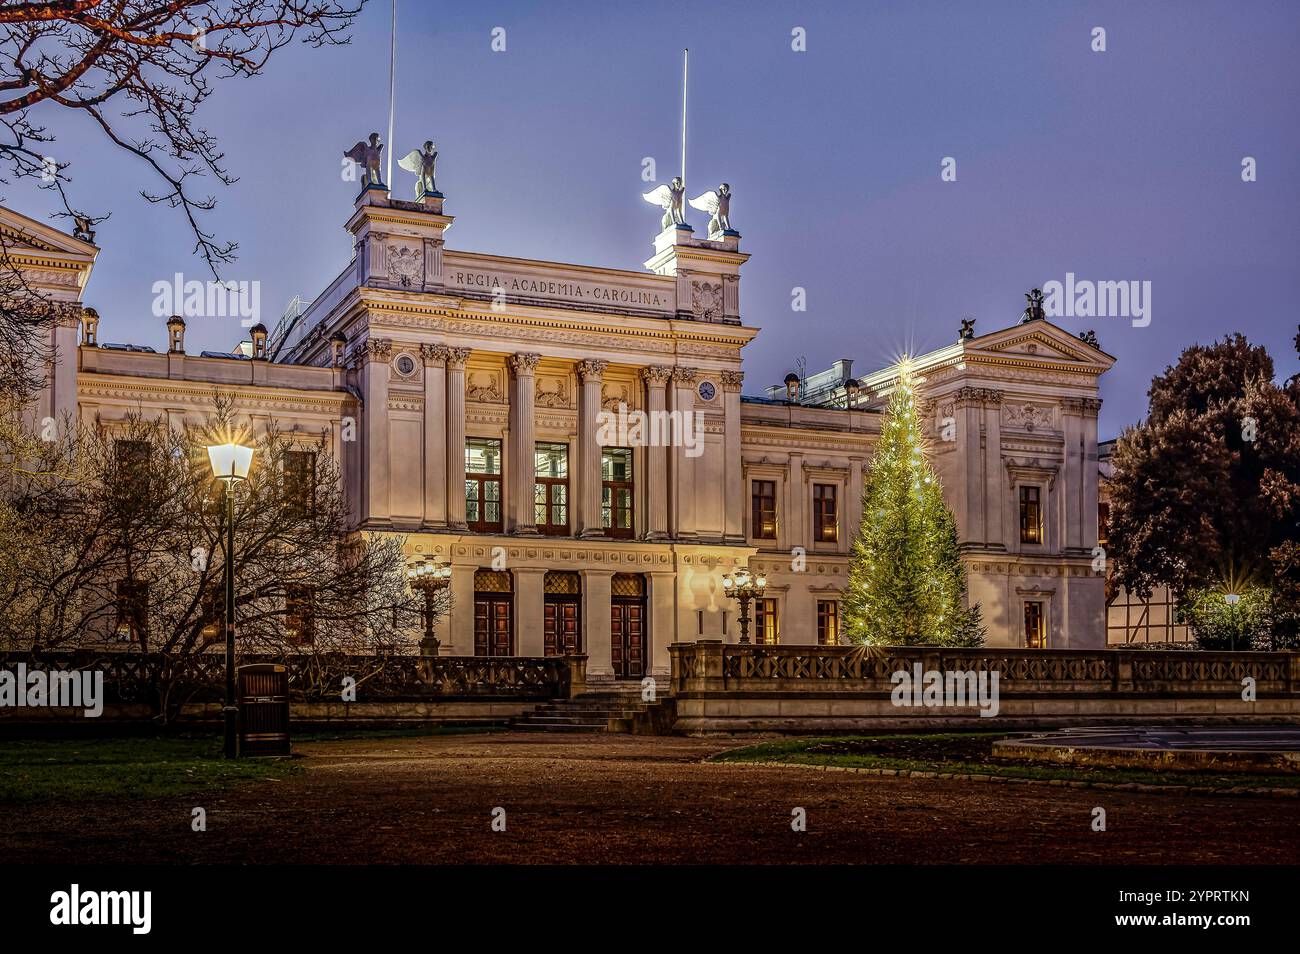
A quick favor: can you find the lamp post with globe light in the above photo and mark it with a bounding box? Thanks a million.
[722,567,767,644]
[207,440,254,759]
[408,559,452,655]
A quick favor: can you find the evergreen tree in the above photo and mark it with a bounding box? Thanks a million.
[843,362,984,647]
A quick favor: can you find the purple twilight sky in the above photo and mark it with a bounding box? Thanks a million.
[10,0,1300,440]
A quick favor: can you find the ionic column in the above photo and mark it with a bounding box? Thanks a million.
[720,370,745,543]
[577,359,608,538]
[445,347,471,530]
[361,337,393,526]
[420,344,449,529]
[509,352,541,535]
[669,366,697,538]
[641,366,672,540]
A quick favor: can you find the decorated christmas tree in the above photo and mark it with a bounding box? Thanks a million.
[843,360,985,646]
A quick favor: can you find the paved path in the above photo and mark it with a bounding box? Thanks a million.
[4,732,1297,864]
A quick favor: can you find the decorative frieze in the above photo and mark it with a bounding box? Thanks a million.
[1003,402,1056,433]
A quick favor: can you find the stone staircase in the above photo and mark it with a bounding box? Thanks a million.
[511,683,674,734]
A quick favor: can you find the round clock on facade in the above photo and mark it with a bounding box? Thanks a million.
[394,354,416,376]
[697,380,717,402]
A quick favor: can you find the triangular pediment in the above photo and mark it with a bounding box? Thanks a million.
[0,204,98,260]
[966,319,1115,370]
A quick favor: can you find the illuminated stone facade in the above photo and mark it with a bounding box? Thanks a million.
[14,183,1114,673]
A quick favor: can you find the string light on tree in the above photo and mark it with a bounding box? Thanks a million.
[842,356,985,647]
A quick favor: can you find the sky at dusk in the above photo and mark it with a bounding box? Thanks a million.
[11,0,1299,439]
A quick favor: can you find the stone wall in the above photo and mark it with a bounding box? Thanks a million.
[668,641,1300,734]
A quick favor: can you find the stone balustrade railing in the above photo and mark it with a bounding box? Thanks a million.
[669,641,1300,696]
[0,651,583,705]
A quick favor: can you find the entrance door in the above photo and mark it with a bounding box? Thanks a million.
[474,596,513,656]
[610,574,647,678]
[544,571,582,656]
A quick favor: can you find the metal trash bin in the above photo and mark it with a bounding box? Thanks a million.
[237,663,290,756]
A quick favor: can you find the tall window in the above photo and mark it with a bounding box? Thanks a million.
[285,585,315,646]
[1019,485,1043,544]
[284,449,316,518]
[817,600,840,645]
[114,579,149,644]
[1024,601,1046,649]
[1098,501,1111,547]
[114,439,151,486]
[534,442,569,535]
[751,479,777,540]
[465,438,503,532]
[755,598,779,645]
[813,484,838,542]
[601,447,634,538]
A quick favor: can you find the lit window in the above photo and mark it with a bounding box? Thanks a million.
[751,480,777,540]
[601,448,634,538]
[1019,486,1043,544]
[534,442,569,535]
[465,438,503,532]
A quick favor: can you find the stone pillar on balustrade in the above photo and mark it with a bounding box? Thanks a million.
[445,347,471,531]
[641,365,673,541]
[420,343,449,529]
[576,358,608,539]
[668,366,698,538]
[360,337,393,527]
[720,370,746,544]
[509,353,541,535]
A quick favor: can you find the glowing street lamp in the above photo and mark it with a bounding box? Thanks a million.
[208,440,253,759]
[722,567,767,644]
[408,559,452,655]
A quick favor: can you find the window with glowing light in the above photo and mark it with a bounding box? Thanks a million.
[751,480,777,540]
[465,438,503,532]
[1019,485,1043,545]
[534,442,569,535]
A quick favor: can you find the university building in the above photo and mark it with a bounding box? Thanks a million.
[14,170,1114,677]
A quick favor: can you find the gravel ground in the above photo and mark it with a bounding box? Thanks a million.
[3,731,1297,864]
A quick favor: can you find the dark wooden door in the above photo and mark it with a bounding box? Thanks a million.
[544,596,581,655]
[611,597,646,678]
[474,595,513,656]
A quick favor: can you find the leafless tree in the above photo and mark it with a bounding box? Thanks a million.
[0,396,443,674]
[0,1,365,404]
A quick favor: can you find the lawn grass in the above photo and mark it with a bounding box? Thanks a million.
[712,733,1300,791]
[0,724,497,803]
[0,735,299,804]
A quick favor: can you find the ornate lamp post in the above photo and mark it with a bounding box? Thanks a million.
[207,440,254,759]
[408,559,452,655]
[1223,592,1242,652]
[722,567,767,644]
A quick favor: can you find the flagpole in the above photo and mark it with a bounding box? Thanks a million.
[386,0,397,186]
[680,48,688,188]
